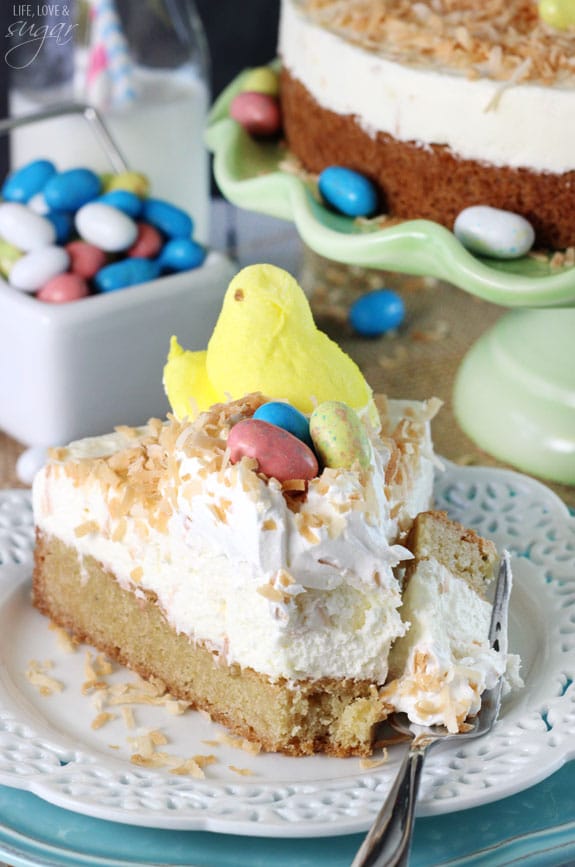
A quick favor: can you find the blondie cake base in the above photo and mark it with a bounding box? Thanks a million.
[32,531,390,757]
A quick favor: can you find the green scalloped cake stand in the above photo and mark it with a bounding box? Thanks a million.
[206,69,575,485]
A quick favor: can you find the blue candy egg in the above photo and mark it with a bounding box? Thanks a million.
[253,401,313,448]
[94,257,161,293]
[46,210,74,244]
[318,166,378,218]
[97,189,143,219]
[158,237,206,272]
[98,190,144,220]
[43,168,102,212]
[2,159,56,203]
[349,289,405,337]
[142,198,193,239]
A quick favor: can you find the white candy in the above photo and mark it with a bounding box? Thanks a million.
[454,205,535,260]
[10,245,70,292]
[0,202,56,252]
[16,446,48,486]
[75,202,138,252]
[27,193,50,215]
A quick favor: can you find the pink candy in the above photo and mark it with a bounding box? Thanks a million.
[37,273,89,303]
[230,91,281,137]
[66,240,107,279]
[228,418,318,482]
[128,222,163,258]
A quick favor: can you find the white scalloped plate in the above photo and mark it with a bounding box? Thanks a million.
[0,463,574,838]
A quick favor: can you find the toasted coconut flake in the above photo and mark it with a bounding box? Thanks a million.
[121,706,136,730]
[229,765,255,776]
[25,660,64,696]
[48,622,77,653]
[91,712,116,730]
[359,749,389,769]
[170,758,206,777]
[74,520,99,538]
[130,566,144,584]
[302,0,575,85]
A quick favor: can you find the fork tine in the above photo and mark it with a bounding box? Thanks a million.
[477,551,513,731]
[489,550,512,656]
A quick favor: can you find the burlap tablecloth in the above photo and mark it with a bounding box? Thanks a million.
[1,253,574,509]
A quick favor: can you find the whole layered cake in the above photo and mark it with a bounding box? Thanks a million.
[32,264,515,756]
[279,0,575,249]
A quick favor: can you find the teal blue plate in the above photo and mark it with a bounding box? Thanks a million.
[205,68,575,310]
[1,769,575,867]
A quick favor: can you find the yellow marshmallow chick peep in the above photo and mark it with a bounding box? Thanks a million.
[163,263,374,421]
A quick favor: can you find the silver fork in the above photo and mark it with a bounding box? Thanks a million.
[351,551,512,867]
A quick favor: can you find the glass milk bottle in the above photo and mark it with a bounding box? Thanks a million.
[8,0,211,243]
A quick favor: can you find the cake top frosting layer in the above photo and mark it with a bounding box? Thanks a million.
[298,0,575,84]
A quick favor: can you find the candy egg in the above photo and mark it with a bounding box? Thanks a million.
[46,210,74,244]
[0,239,22,277]
[229,91,282,137]
[349,289,405,337]
[0,202,56,251]
[27,193,49,215]
[228,418,318,482]
[9,245,70,292]
[310,401,371,470]
[75,202,138,252]
[94,257,162,293]
[16,446,48,485]
[454,205,535,259]
[141,198,193,239]
[157,237,206,272]
[43,168,101,211]
[241,66,280,96]
[538,0,575,28]
[105,171,150,197]
[253,401,313,448]
[318,166,378,218]
[127,222,163,258]
[37,273,89,303]
[98,189,143,219]
[65,240,107,279]
[2,159,56,203]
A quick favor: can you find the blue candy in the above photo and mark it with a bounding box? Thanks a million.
[142,198,193,239]
[349,289,405,337]
[46,210,74,244]
[94,258,161,293]
[253,401,313,448]
[43,168,102,212]
[318,166,378,218]
[1,159,56,203]
[98,189,143,219]
[158,238,206,272]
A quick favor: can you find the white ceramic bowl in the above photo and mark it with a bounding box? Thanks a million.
[1,251,235,447]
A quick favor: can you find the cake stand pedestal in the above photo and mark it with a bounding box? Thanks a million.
[453,309,575,484]
[205,68,575,487]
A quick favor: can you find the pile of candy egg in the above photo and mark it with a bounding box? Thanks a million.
[229,66,536,260]
[228,398,372,483]
[0,159,206,303]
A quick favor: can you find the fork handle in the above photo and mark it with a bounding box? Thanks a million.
[351,744,427,867]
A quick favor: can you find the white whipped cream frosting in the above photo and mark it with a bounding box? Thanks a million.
[279,0,575,174]
[33,399,435,684]
[384,559,516,732]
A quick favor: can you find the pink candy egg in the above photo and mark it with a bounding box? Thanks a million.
[37,273,89,303]
[228,418,318,482]
[229,91,281,137]
[128,222,163,258]
[66,240,107,279]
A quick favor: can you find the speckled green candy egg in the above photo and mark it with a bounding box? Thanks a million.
[310,400,371,470]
